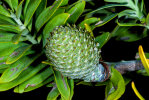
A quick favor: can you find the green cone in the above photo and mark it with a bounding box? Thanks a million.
[46,25,101,81]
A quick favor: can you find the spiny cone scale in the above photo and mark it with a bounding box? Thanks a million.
[46,25,106,82]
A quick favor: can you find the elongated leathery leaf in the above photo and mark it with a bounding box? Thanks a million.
[116,21,144,27]
[23,0,30,16]
[35,0,47,19]
[104,0,128,3]
[35,0,63,32]
[0,32,15,43]
[14,67,53,93]
[53,70,70,100]
[95,13,118,27]
[85,4,125,19]
[0,56,8,63]
[0,54,40,83]
[0,56,9,69]
[0,25,20,33]
[47,86,60,100]
[6,45,32,64]
[0,42,26,56]
[0,59,10,70]
[0,69,7,74]
[0,5,11,17]
[95,32,110,49]
[0,63,10,70]
[79,17,100,29]
[16,0,24,19]
[68,79,74,100]
[0,63,47,91]
[24,0,41,26]
[0,14,16,25]
[106,67,125,100]
[22,76,54,93]
[11,32,22,44]
[4,0,18,11]
[146,13,149,29]
[67,0,85,24]
[61,0,68,6]
[11,28,29,44]
[50,8,65,20]
[43,13,70,46]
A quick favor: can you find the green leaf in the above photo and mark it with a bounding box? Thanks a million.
[95,13,118,27]
[11,29,29,44]
[106,67,125,100]
[116,21,144,27]
[53,70,70,100]
[11,0,18,10]
[105,82,114,98]
[0,54,40,83]
[35,0,63,32]
[146,13,149,28]
[50,8,65,20]
[35,0,47,19]
[67,0,85,24]
[27,18,32,32]
[76,81,93,86]
[85,4,126,18]
[104,0,128,3]
[0,14,16,25]
[23,76,54,93]
[11,32,22,44]
[61,0,68,6]
[14,67,53,93]
[0,56,8,63]
[68,79,74,99]
[16,0,24,19]
[111,25,147,42]
[4,0,18,11]
[0,5,11,17]
[79,17,100,29]
[23,0,30,16]
[43,13,70,46]
[0,63,47,91]
[95,32,110,48]
[0,42,25,56]
[6,45,32,64]
[47,86,60,100]
[3,0,13,11]
[95,80,109,86]
[140,0,144,12]
[24,0,41,26]
[0,32,14,43]
[0,24,20,33]
[0,69,6,74]
[0,62,10,70]
[118,9,136,18]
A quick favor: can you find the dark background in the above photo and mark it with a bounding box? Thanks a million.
[0,0,149,100]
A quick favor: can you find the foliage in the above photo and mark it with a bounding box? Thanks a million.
[0,0,148,100]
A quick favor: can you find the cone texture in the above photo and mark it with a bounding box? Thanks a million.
[46,25,100,79]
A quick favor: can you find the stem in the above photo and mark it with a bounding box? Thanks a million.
[10,12,38,44]
[107,60,144,74]
[10,12,26,30]
[83,60,144,82]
